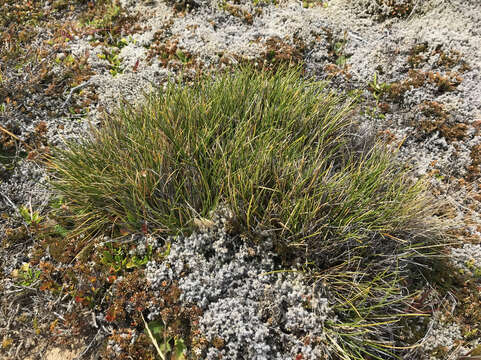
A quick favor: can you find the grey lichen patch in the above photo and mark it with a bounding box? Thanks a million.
[419,312,463,359]
[161,0,327,66]
[0,160,50,218]
[451,243,481,277]
[145,215,334,359]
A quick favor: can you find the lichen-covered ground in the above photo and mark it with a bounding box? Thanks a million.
[1,0,481,359]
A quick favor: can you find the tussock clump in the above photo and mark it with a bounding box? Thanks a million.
[50,67,449,358]
[50,66,442,260]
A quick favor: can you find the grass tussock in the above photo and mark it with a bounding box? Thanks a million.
[50,66,440,253]
[49,66,448,358]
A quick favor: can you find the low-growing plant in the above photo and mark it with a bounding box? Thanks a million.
[325,30,350,69]
[302,0,328,8]
[81,0,121,29]
[143,315,187,360]
[252,0,277,6]
[334,39,348,67]
[368,72,391,101]
[98,49,123,76]
[19,204,43,226]
[49,66,449,358]
[100,242,153,273]
[15,263,41,287]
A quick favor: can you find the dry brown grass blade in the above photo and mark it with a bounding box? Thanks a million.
[0,124,34,151]
[141,313,166,360]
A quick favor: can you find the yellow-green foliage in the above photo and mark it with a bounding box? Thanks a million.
[50,66,443,262]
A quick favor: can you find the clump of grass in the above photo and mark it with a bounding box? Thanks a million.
[50,66,440,252]
[49,66,448,358]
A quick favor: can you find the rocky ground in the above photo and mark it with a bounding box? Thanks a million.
[1,0,481,359]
